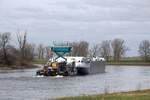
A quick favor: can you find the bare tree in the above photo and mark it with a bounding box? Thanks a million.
[70,42,78,56]
[89,44,100,57]
[0,32,11,64]
[0,33,2,49]
[24,43,36,61]
[139,40,150,62]
[37,44,45,59]
[45,46,52,59]
[71,41,89,57]
[111,39,127,62]
[16,31,27,60]
[78,41,89,56]
[100,40,111,61]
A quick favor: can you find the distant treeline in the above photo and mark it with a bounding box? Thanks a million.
[0,32,150,66]
[68,39,150,62]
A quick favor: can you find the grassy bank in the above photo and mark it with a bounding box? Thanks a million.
[0,59,46,70]
[55,89,150,100]
[0,61,38,70]
[107,61,150,66]
[32,59,47,65]
[31,57,150,66]
[107,57,150,66]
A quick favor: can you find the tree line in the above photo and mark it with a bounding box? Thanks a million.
[0,32,150,66]
[75,39,150,62]
[0,32,52,66]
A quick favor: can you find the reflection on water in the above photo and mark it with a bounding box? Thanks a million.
[1,65,150,100]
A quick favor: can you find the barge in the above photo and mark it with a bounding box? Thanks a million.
[36,46,105,76]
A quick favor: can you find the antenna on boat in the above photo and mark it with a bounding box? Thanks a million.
[53,41,70,47]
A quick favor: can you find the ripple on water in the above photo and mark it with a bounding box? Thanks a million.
[1,65,150,100]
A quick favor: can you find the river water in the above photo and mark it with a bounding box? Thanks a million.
[0,65,150,100]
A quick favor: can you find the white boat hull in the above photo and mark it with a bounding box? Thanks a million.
[76,61,106,75]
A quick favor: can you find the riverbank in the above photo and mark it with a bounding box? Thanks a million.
[0,59,45,70]
[32,59,47,64]
[107,62,150,66]
[55,89,150,100]
[0,63,38,70]
[107,57,150,66]
[32,58,150,66]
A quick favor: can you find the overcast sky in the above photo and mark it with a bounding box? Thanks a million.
[0,0,150,56]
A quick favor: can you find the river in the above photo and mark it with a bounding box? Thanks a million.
[0,65,150,100]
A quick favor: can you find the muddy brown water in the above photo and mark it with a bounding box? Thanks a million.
[0,65,150,100]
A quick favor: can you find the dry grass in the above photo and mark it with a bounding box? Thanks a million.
[54,89,150,100]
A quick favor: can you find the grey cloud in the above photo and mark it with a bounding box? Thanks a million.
[85,0,150,7]
[2,0,150,23]
[0,0,150,56]
[14,5,150,22]
[15,7,44,13]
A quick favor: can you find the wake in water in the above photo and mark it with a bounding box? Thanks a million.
[36,75,64,78]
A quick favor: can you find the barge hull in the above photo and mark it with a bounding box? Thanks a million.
[77,61,105,75]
